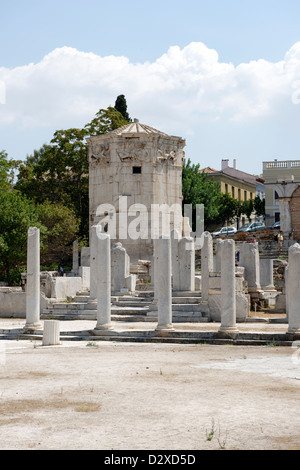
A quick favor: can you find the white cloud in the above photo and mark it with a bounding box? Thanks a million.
[0,42,299,133]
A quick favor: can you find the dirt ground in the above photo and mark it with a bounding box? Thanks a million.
[0,319,300,451]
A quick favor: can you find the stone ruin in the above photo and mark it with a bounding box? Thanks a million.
[5,224,296,340]
[1,120,300,340]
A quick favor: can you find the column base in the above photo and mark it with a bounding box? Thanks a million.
[287,327,300,335]
[23,322,42,333]
[219,326,239,332]
[92,324,114,336]
[218,326,239,339]
[155,324,174,336]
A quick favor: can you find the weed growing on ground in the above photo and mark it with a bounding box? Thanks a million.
[205,418,228,449]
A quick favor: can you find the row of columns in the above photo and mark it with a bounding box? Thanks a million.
[24,227,300,336]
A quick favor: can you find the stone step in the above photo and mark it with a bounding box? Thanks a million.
[172,291,201,297]
[146,313,209,322]
[171,297,201,304]
[44,306,150,316]
[149,304,207,313]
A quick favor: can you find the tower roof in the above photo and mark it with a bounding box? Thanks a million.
[110,118,169,136]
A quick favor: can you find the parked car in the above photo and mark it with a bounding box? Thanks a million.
[237,222,266,233]
[212,226,237,238]
[270,221,280,230]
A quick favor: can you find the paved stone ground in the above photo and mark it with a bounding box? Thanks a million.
[0,318,299,451]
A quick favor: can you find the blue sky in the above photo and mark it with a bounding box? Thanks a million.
[1,0,300,176]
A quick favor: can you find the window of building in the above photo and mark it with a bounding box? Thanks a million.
[133,166,142,174]
[232,186,235,198]
[225,183,228,193]
[244,190,247,201]
[238,189,241,200]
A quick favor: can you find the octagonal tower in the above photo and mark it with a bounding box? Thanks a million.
[87,119,186,263]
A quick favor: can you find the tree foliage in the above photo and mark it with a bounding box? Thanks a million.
[0,150,21,190]
[182,158,265,229]
[0,190,45,285]
[254,195,265,217]
[36,201,80,267]
[85,106,129,136]
[15,104,130,238]
[114,95,131,122]
[182,159,223,229]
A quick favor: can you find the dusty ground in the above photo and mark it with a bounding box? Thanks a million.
[0,318,299,451]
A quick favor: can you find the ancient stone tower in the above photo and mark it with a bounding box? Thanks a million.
[87,119,186,263]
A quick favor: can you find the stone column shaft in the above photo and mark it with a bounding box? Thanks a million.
[89,226,98,300]
[287,244,300,333]
[25,227,41,329]
[94,230,113,332]
[156,236,173,331]
[43,320,60,346]
[220,239,238,332]
[172,231,195,292]
[201,232,213,301]
[260,258,275,290]
[72,240,79,275]
[239,242,261,292]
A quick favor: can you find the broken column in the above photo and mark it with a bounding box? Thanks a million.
[219,239,238,333]
[260,258,275,291]
[260,258,278,307]
[111,242,136,293]
[239,242,264,309]
[239,242,261,292]
[93,229,113,333]
[24,227,41,330]
[214,238,223,272]
[201,232,213,301]
[155,235,173,332]
[287,244,300,333]
[42,320,60,346]
[172,230,195,292]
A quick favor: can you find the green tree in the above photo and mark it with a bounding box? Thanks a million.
[37,201,80,268]
[85,106,129,135]
[15,129,89,236]
[0,190,45,285]
[254,195,265,218]
[182,159,222,229]
[216,193,239,226]
[241,199,254,222]
[0,150,21,190]
[114,95,131,122]
[16,105,130,239]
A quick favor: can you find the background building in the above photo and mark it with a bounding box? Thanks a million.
[263,160,300,228]
[201,159,264,227]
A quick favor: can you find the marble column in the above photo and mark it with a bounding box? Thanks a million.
[260,258,275,291]
[219,239,238,333]
[172,230,195,292]
[43,320,60,346]
[214,238,223,272]
[89,225,98,300]
[155,235,173,332]
[239,242,261,293]
[25,227,41,330]
[153,240,159,300]
[72,240,79,275]
[94,229,113,333]
[287,244,300,333]
[201,232,213,301]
